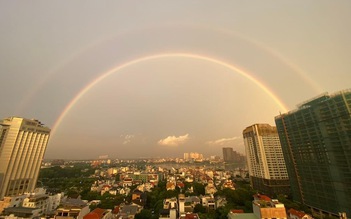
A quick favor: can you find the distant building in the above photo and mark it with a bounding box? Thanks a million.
[243,124,290,196]
[205,181,217,195]
[275,90,351,216]
[183,152,203,161]
[0,117,51,199]
[201,195,216,211]
[222,147,233,162]
[222,147,245,164]
[184,153,189,160]
[157,197,178,219]
[178,194,185,215]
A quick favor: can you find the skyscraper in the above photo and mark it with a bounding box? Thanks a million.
[222,147,233,162]
[275,90,351,216]
[0,117,50,199]
[243,124,290,196]
[222,147,245,164]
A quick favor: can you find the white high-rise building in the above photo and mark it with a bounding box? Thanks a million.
[0,117,50,199]
[183,153,189,160]
[243,124,289,196]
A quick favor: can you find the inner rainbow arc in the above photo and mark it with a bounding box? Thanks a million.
[51,53,288,137]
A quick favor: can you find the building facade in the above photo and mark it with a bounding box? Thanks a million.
[243,124,290,196]
[275,90,351,216]
[0,117,51,199]
[222,147,245,163]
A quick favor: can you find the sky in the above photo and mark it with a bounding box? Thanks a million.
[0,1,350,159]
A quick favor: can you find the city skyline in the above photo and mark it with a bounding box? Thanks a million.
[0,1,350,159]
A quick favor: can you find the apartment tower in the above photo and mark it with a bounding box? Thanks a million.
[243,124,290,196]
[275,90,351,216]
[222,147,234,163]
[0,117,50,199]
[222,147,245,164]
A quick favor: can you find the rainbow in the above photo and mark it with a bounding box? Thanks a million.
[17,26,320,116]
[51,53,289,136]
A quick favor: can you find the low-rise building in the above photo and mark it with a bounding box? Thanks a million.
[116,203,141,219]
[222,179,235,190]
[22,194,49,214]
[54,198,90,219]
[288,208,313,219]
[159,209,177,219]
[0,195,26,214]
[205,181,217,195]
[201,195,215,211]
[83,208,113,219]
[179,212,200,219]
[253,195,287,219]
[2,207,42,219]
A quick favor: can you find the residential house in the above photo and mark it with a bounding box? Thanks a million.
[201,195,215,211]
[55,198,90,219]
[288,208,313,219]
[22,194,49,215]
[83,208,113,219]
[2,207,42,219]
[116,203,141,219]
[0,195,26,214]
[253,195,287,219]
[205,181,217,195]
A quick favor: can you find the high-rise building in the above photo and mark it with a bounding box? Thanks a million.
[243,124,290,196]
[183,153,189,160]
[0,117,50,199]
[275,90,351,216]
[222,147,233,162]
[222,147,245,163]
[183,152,203,161]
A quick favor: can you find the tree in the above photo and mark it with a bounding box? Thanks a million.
[98,193,125,209]
[192,182,205,196]
[81,191,101,201]
[135,209,153,219]
[194,204,206,213]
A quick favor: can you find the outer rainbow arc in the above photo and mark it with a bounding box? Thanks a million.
[51,53,288,137]
[18,25,319,116]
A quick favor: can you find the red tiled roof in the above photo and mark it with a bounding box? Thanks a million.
[112,206,120,214]
[254,194,271,202]
[177,182,185,188]
[180,213,199,219]
[288,208,307,218]
[231,209,244,213]
[83,208,106,219]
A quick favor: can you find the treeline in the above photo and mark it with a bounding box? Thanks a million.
[38,164,95,194]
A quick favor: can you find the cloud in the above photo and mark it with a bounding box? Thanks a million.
[120,134,135,145]
[158,134,189,146]
[206,136,242,146]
